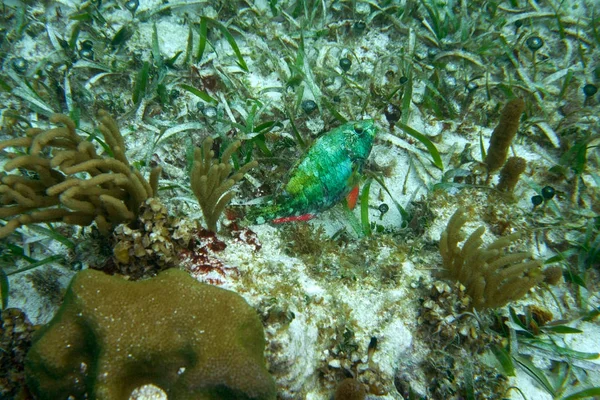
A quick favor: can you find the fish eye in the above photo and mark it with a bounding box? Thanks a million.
[353,123,364,133]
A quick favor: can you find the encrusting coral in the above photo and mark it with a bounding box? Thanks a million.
[439,207,543,309]
[484,98,526,174]
[25,268,277,400]
[0,308,37,399]
[190,137,257,232]
[0,111,160,238]
[111,197,196,279]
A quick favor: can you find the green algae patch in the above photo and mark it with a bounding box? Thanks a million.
[25,268,276,400]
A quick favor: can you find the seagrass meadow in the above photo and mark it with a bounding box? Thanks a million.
[1,1,600,399]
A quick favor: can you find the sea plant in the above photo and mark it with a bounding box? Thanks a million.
[439,207,543,309]
[491,306,600,399]
[190,137,257,232]
[195,16,249,71]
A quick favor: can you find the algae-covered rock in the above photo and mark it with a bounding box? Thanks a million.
[25,268,276,400]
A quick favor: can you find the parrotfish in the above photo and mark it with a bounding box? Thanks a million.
[249,119,377,224]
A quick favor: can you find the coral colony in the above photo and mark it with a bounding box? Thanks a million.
[1,1,599,399]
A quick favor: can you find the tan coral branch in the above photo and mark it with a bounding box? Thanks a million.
[439,208,542,309]
[0,112,160,238]
[190,138,256,232]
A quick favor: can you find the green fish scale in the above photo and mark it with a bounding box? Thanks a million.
[254,120,376,222]
[280,135,354,215]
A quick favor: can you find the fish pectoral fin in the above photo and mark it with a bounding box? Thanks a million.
[345,185,359,210]
[346,166,362,185]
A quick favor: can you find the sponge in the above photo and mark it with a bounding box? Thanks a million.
[334,378,366,400]
[484,98,526,173]
[25,268,276,400]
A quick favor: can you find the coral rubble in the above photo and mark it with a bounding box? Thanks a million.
[111,198,196,279]
[0,308,37,399]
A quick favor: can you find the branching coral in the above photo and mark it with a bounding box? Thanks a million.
[439,207,542,309]
[0,111,160,237]
[190,137,257,232]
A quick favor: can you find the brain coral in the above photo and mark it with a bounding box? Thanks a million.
[24,268,276,400]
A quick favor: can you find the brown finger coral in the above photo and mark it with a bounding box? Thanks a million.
[439,208,542,309]
[0,111,160,237]
[190,137,257,232]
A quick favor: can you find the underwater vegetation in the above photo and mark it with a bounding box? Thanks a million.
[0,0,599,398]
[191,136,257,232]
[439,207,543,309]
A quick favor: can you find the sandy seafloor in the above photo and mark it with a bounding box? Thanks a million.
[1,0,600,399]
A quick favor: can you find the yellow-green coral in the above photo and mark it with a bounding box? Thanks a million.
[25,268,276,400]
